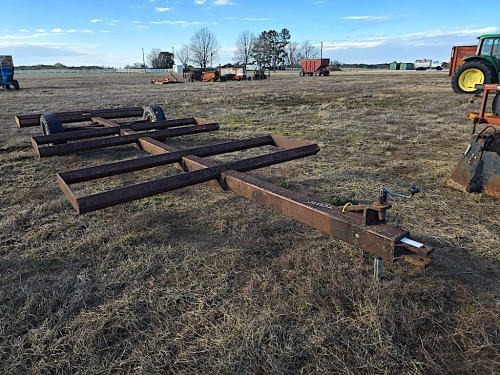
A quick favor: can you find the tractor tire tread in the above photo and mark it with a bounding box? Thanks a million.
[40,113,65,135]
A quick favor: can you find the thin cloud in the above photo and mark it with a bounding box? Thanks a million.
[214,0,235,5]
[149,20,217,26]
[90,19,103,23]
[155,7,173,12]
[194,0,206,4]
[51,28,64,33]
[342,16,387,20]
[237,17,270,21]
[322,27,499,51]
[0,42,96,55]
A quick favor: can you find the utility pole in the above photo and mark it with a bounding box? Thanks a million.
[142,48,146,72]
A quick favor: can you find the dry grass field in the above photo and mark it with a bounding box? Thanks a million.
[0,70,498,374]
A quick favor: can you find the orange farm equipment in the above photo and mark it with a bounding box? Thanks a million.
[151,74,182,84]
[188,70,226,82]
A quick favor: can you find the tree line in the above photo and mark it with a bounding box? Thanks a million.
[129,27,329,71]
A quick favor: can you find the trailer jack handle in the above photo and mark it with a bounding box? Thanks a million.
[380,185,420,200]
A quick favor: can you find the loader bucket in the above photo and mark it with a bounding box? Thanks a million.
[448,127,500,198]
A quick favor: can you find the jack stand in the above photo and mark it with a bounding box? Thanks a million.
[374,256,384,281]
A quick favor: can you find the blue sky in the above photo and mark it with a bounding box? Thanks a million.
[0,0,498,68]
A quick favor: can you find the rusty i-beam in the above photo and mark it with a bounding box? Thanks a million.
[16,105,433,277]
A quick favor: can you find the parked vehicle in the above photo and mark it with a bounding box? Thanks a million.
[414,59,443,70]
[220,67,247,81]
[450,34,500,94]
[0,55,19,90]
[299,58,330,76]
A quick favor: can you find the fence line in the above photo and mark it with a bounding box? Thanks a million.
[16,68,173,75]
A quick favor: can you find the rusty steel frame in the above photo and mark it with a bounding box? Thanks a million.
[20,107,433,269]
[449,84,500,198]
[472,84,500,127]
[15,107,144,127]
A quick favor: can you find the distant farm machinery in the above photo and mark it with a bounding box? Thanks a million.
[0,55,19,90]
[16,104,432,278]
[151,73,182,84]
[187,70,227,82]
[299,58,330,76]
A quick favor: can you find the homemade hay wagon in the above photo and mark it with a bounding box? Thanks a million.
[16,105,433,278]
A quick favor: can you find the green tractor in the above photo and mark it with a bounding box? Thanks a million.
[451,34,500,94]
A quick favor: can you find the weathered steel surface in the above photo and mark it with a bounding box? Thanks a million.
[59,136,275,184]
[134,134,432,264]
[449,129,500,198]
[32,127,120,145]
[449,84,500,198]
[15,107,144,127]
[126,117,197,131]
[33,123,219,157]
[60,143,319,214]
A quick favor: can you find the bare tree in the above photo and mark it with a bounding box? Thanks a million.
[147,48,161,68]
[176,44,190,70]
[234,30,256,68]
[330,60,342,70]
[300,40,320,59]
[189,27,220,69]
[285,41,301,68]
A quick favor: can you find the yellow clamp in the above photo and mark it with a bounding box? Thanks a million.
[341,202,352,212]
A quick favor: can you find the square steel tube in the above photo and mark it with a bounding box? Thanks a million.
[57,143,319,214]
[58,136,275,184]
[34,123,219,158]
[16,107,144,127]
[32,127,121,145]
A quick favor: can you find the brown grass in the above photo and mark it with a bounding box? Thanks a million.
[0,70,498,374]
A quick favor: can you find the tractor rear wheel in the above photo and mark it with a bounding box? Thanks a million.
[40,113,65,135]
[12,80,19,90]
[143,104,166,122]
[451,60,496,94]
